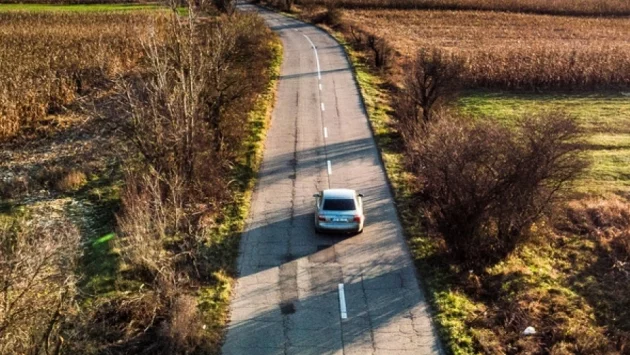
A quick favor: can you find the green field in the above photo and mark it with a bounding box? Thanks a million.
[0,3,166,12]
[458,92,630,195]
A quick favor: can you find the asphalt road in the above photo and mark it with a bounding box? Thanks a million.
[222,4,442,354]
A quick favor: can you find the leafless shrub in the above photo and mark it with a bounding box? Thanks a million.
[407,112,587,268]
[0,217,81,355]
[108,8,275,353]
[121,11,264,189]
[394,48,464,127]
[347,25,365,46]
[322,0,343,26]
[157,295,204,353]
[117,170,183,291]
[365,33,392,69]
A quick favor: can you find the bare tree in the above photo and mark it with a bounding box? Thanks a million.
[105,10,275,353]
[121,8,249,185]
[409,112,588,268]
[396,48,464,126]
[0,218,80,355]
[366,33,391,69]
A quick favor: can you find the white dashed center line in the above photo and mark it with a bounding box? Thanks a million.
[338,284,347,319]
[319,83,323,91]
[302,34,321,80]
[321,103,325,112]
[327,160,332,175]
[324,127,328,138]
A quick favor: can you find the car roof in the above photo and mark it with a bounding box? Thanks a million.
[322,188,356,199]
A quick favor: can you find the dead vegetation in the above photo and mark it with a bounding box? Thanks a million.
[394,48,464,125]
[297,0,630,16]
[0,11,158,141]
[76,9,278,354]
[0,216,81,355]
[403,112,588,268]
[342,9,630,90]
[1,3,278,353]
[564,197,630,271]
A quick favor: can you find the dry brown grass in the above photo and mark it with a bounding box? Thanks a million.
[55,169,88,192]
[343,9,630,90]
[565,197,630,261]
[300,0,630,16]
[0,216,81,355]
[0,11,162,141]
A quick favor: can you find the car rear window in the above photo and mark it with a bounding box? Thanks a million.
[323,198,355,211]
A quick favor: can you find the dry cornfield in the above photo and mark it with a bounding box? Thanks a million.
[343,9,630,90]
[0,11,167,140]
[301,0,630,16]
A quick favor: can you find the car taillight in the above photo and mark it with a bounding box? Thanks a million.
[318,215,327,221]
[353,215,361,222]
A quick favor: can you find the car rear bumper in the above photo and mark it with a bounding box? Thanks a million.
[316,221,363,233]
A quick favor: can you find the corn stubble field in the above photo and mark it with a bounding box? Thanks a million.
[1,5,279,354]
[300,0,630,16]
[345,9,630,90]
[288,1,630,354]
[0,12,155,140]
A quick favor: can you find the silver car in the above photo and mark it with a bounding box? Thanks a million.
[313,189,364,234]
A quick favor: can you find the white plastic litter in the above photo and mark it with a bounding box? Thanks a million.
[523,326,536,336]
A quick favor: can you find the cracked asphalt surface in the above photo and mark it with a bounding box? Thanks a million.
[222,4,442,354]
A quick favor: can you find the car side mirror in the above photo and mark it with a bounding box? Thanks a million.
[313,193,320,198]
[358,193,364,198]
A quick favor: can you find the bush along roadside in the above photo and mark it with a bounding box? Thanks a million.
[199,31,283,350]
[56,9,283,354]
